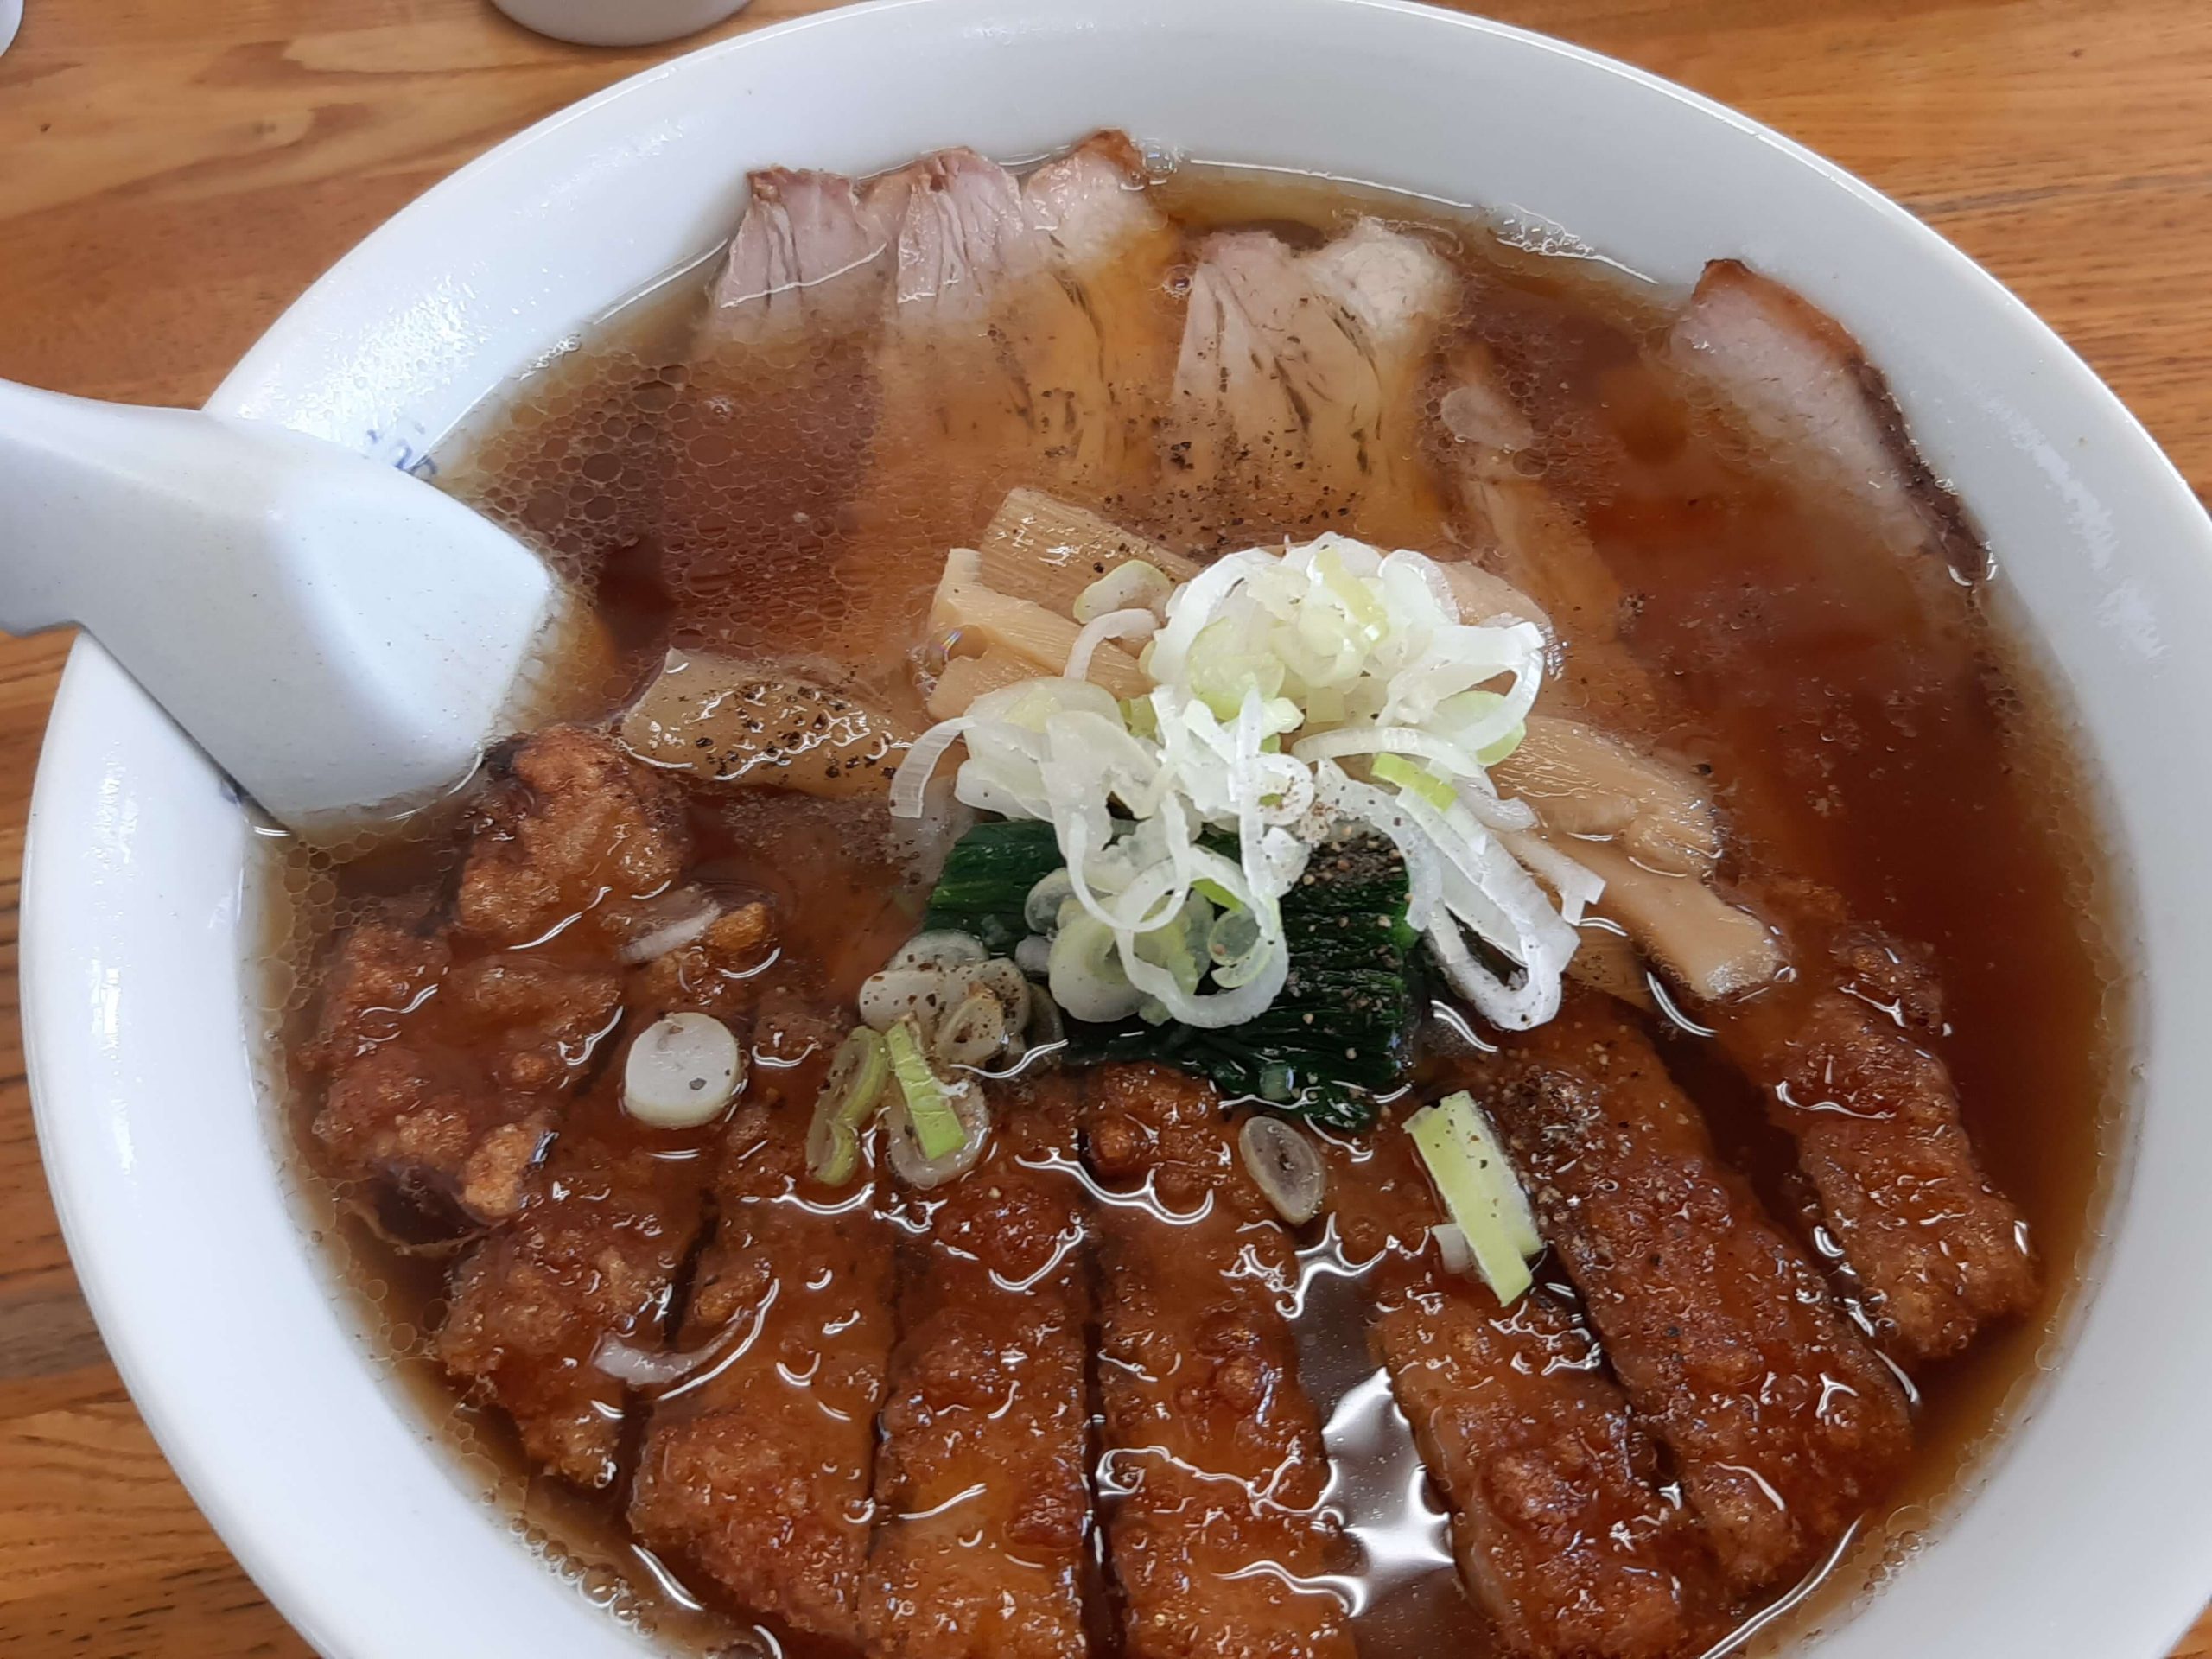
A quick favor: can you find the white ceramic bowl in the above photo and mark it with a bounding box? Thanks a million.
[490,0,753,48]
[24,2,2212,1655]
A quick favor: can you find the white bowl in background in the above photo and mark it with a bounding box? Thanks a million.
[490,0,753,48]
[22,2,2211,1655]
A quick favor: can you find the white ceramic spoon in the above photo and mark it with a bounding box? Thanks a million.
[0,378,555,833]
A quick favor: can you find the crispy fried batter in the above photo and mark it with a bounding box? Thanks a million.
[1714,879,2037,1363]
[315,1044,554,1231]
[1086,1066,1352,1659]
[1484,995,1912,1593]
[1325,1129,1718,1659]
[446,956,623,1094]
[302,909,448,1072]
[863,1079,1095,1659]
[626,901,776,1020]
[629,1096,896,1643]
[439,1129,706,1489]
[457,727,691,950]
[306,908,620,1237]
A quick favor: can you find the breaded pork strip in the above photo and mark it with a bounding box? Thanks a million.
[862,1077,1095,1659]
[1085,1065,1352,1659]
[1482,995,1913,1594]
[439,1121,707,1490]
[629,1096,897,1644]
[1713,878,2037,1363]
[307,911,621,1237]
[1323,1128,1719,1659]
[457,726,692,954]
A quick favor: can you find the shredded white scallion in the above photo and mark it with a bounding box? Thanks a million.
[887,533,1595,1032]
[1065,607,1160,683]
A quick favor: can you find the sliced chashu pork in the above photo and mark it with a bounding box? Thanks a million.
[1163,219,1457,550]
[1669,259,1988,589]
[660,167,896,662]
[1436,340,1783,1004]
[711,166,894,341]
[862,136,1177,499]
[827,135,1182,723]
[1022,129,1185,467]
[1662,258,1993,764]
[1437,335,1662,730]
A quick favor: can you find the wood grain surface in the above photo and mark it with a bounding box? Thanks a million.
[2,1,2208,1654]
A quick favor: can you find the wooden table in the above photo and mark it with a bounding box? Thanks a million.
[2,1,2208,1651]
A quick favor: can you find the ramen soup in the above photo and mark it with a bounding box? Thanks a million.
[270,133,2121,1659]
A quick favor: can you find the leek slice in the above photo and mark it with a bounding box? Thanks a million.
[1408,1090,1542,1303]
[1313,543,1390,645]
[1076,559,1173,624]
[805,1027,891,1186]
[1437,689,1525,766]
[886,1016,966,1160]
[1370,752,1458,811]
[1192,876,1241,911]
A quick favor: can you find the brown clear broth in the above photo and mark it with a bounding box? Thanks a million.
[259,157,2126,1656]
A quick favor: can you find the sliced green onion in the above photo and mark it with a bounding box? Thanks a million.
[1188,617,1286,720]
[888,930,989,972]
[1313,544,1389,645]
[1481,728,1524,766]
[1408,1090,1542,1304]
[1025,868,1076,935]
[1133,892,1210,995]
[1206,906,1268,988]
[1192,877,1241,911]
[805,1027,891,1185]
[1047,912,1146,1022]
[1238,1115,1325,1225]
[935,988,1012,1069]
[1303,684,1349,727]
[1076,559,1173,624]
[1371,752,1459,811]
[624,1014,745,1129]
[892,532,1569,1039]
[1437,689,1526,766]
[887,1016,966,1160]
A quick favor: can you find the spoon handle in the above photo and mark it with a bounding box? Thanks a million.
[0,380,237,635]
[0,377,556,830]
